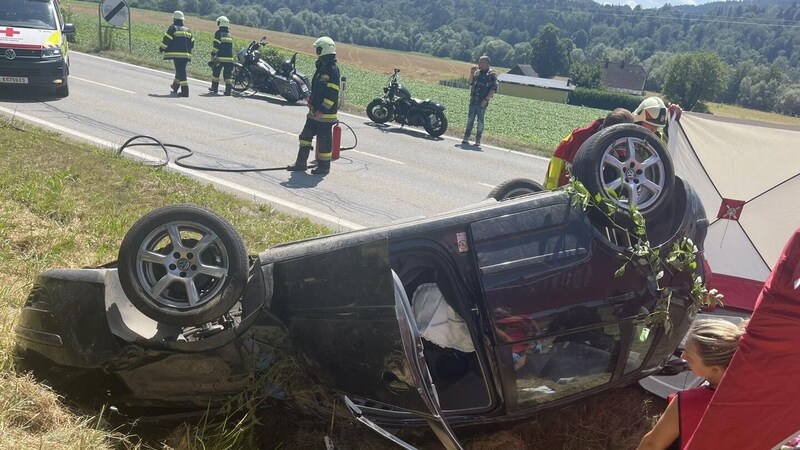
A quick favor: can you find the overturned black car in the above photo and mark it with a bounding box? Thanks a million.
[15,125,707,449]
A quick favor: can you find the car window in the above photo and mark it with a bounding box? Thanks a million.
[508,324,620,408]
[0,0,58,30]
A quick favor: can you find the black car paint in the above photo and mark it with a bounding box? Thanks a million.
[14,183,707,436]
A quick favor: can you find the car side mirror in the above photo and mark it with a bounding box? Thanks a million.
[62,23,76,34]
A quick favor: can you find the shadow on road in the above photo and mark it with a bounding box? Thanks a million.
[232,91,307,107]
[147,92,180,98]
[456,142,483,152]
[0,86,64,102]
[281,169,325,188]
[364,121,444,141]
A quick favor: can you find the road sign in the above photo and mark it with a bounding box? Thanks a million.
[100,0,129,27]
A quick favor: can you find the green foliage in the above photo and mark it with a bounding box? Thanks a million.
[568,87,643,112]
[563,179,723,332]
[662,52,729,111]
[570,61,603,89]
[530,23,573,78]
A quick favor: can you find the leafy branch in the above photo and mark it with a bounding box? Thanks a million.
[562,179,723,333]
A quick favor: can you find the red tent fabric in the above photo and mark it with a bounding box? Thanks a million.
[686,228,800,449]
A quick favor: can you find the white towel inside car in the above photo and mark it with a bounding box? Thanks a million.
[412,283,475,353]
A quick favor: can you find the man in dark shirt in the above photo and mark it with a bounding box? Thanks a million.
[462,55,498,147]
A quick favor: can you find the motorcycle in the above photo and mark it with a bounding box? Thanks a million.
[366,68,448,137]
[231,37,311,103]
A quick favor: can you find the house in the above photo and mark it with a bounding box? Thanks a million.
[590,60,648,95]
[497,73,575,103]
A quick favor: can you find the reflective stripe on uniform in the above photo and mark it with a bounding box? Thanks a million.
[322,98,334,108]
[164,52,191,58]
[544,157,566,190]
[299,139,312,146]
[326,82,339,91]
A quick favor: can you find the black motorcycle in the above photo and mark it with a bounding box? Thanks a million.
[231,38,311,103]
[366,68,448,137]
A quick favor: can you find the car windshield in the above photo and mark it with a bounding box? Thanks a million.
[0,0,58,30]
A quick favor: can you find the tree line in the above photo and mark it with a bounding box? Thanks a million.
[136,0,800,115]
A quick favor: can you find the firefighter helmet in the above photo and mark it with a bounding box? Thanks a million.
[216,16,229,27]
[633,97,667,127]
[173,10,184,20]
[313,36,336,56]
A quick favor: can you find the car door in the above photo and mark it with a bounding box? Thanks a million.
[269,237,462,449]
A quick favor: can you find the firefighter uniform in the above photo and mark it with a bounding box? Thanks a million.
[159,11,194,97]
[209,16,234,95]
[288,36,340,175]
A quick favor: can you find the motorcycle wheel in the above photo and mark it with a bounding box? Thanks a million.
[231,67,253,93]
[367,99,393,124]
[423,110,448,137]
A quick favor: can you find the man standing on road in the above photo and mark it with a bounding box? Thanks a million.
[208,16,234,96]
[159,10,194,97]
[287,36,340,175]
[462,55,498,147]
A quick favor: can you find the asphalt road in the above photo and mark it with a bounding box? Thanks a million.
[0,52,549,230]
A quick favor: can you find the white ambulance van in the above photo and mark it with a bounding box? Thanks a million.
[0,0,75,97]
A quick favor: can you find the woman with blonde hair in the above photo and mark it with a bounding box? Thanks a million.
[637,318,746,450]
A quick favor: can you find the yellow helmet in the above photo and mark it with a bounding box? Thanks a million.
[216,16,229,27]
[633,97,667,127]
[313,36,336,56]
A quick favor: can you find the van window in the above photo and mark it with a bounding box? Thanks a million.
[0,0,58,30]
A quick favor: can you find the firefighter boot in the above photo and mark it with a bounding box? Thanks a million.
[311,159,330,175]
[208,81,219,94]
[287,147,310,171]
[224,83,232,96]
[171,81,179,93]
[179,85,189,98]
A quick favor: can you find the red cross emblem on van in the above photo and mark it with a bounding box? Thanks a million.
[2,28,21,37]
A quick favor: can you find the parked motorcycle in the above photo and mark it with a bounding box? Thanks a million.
[231,38,311,103]
[366,68,448,137]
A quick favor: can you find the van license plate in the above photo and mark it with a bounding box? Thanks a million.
[0,76,28,84]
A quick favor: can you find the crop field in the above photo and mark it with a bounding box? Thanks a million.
[63,1,607,154]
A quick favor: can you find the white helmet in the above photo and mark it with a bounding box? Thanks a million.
[633,97,667,127]
[173,10,184,20]
[216,16,229,27]
[313,36,336,56]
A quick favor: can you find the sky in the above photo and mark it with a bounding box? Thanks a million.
[602,0,717,8]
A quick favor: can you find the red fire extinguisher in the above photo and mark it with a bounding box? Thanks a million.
[315,121,341,161]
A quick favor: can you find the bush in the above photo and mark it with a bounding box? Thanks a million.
[568,87,643,111]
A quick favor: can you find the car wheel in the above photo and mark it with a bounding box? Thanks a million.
[487,178,545,201]
[424,110,448,137]
[117,204,249,326]
[54,83,69,98]
[231,67,252,92]
[572,123,674,221]
[366,99,393,124]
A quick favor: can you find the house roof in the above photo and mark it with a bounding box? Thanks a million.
[507,64,539,77]
[497,73,576,91]
[588,59,647,93]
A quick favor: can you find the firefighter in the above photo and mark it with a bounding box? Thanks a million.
[159,10,194,97]
[287,36,340,175]
[208,16,234,96]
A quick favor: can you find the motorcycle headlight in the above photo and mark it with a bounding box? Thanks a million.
[41,47,62,59]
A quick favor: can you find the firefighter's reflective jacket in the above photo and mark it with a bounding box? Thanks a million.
[308,55,340,123]
[160,23,194,60]
[211,27,233,63]
[544,118,604,190]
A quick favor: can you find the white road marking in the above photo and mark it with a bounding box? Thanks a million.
[74,51,551,162]
[72,76,136,93]
[176,104,295,136]
[0,106,364,231]
[478,182,495,188]
[348,150,405,164]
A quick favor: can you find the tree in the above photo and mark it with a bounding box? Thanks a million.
[530,23,573,78]
[483,39,514,67]
[662,52,728,110]
[570,61,602,89]
[775,84,800,116]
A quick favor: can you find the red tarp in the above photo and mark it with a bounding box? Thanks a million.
[687,228,800,450]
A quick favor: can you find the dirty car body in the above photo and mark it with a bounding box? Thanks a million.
[15,127,708,448]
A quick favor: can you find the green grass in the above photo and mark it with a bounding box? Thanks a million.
[61,1,606,155]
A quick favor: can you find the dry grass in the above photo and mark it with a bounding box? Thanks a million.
[705,102,800,126]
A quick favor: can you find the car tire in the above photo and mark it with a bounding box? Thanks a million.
[367,99,393,124]
[54,83,69,98]
[117,204,249,327]
[487,178,545,201]
[572,123,674,221]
